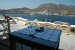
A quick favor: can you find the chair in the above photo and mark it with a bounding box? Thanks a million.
[45,19,51,28]
[0,16,24,50]
[0,17,10,50]
[2,14,16,24]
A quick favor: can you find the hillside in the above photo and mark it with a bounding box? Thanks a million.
[32,3,75,15]
[0,7,31,14]
[0,3,75,15]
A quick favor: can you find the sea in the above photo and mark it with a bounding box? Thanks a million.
[0,14,75,25]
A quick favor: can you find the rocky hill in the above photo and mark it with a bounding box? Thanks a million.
[32,3,75,15]
[0,3,75,15]
[0,7,31,14]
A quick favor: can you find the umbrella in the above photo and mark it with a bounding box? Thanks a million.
[33,19,39,22]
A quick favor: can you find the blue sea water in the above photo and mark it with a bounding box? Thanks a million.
[0,14,75,25]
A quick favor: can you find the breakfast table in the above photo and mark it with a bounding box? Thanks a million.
[9,26,62,50]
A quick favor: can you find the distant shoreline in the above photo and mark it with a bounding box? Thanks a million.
[1,13,75,17]
[0,13,75,25]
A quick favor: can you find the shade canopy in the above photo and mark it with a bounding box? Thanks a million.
[33,19,39,22]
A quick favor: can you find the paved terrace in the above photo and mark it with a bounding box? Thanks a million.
[0,17,75,50]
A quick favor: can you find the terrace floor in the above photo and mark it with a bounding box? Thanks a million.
[0,22,75,50]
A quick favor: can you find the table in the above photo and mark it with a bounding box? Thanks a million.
[9,26,61,50]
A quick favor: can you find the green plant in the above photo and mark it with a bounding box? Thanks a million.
[38,19,44,22]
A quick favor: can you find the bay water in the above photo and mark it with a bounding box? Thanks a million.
[0,14,75,25]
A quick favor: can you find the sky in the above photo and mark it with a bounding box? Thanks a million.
[0,0,75,10]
